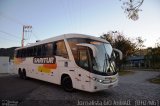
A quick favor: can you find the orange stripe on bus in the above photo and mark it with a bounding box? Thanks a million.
[43,64,57,69]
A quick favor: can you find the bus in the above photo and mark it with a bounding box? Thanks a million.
[14,33,122,92]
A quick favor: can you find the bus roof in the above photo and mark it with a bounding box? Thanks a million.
[16,33,109,50]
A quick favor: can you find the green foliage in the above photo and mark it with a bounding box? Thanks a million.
[100,31,145,63]
[145,47,160,69]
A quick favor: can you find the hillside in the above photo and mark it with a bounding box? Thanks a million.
[0,47,19,59]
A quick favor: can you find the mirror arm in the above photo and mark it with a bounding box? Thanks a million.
[113,48,123,60]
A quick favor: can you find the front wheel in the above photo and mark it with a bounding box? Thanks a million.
[61,76,73,92]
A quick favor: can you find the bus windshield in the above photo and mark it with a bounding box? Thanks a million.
[91,42,117,75]
[67,38,117,76]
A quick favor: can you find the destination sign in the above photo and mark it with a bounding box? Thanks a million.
[33,57,56,64]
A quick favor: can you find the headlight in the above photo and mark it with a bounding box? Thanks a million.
[92,77,103,83]
[92,77,115,84]
[98,79,103,83]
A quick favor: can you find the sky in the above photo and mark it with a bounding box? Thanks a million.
[0,0,160,48]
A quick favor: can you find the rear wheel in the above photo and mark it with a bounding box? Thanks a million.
[18,69,23,79]
[22,69,27,80]
[61,76,73,92]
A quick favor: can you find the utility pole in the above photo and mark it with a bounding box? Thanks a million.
[21,25,32,47]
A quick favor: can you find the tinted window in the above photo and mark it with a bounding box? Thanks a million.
[41,45,46,56]
[37,46,42,56]
[67,38,88,63]
[16,50,20,57]
[55,41,68,58]
[15,40,68,58]
[34,47,37,56]
[46,43,53,56]
[78,48,89,70]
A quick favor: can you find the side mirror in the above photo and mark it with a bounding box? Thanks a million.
[76,43,97,57]
[113,48,123,60]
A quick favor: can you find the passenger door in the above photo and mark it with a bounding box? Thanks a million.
[54,40,69,84]
[75,46,91,91]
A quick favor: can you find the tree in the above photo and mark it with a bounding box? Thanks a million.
[0,47,18,59]
[100,31,145,63]
[155,37,160,47]
[145,39,160,69]
[120,0,144,21]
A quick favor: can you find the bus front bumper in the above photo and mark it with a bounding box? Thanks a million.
[88,74,119,92]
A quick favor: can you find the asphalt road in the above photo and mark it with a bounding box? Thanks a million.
[0,71,160,106]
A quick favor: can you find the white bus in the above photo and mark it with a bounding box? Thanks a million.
[14,33,122,92]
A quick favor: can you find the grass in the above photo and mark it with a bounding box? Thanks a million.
[148,75,160,84]
[118,70,135,76]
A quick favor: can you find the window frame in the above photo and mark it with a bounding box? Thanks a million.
[77,46,92,72]
[15,39,69,58]
[55,40,69,59]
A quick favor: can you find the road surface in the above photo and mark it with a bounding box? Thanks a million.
[0,71,160,106]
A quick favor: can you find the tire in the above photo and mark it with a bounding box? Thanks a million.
[18,69,23,79]
[22,69,27,80]
[61,76,73,92]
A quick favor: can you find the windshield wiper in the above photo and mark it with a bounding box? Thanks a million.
[103,53,108,73]
[103,52,116,75]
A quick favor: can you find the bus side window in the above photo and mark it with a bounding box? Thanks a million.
[30,47,34,57]
[53,42,57,55]
[21,49,24,57]
[37,46,41,56]
[27,48,31,57]
[16,50,19,57]
[78,47,89,70]
[25,49,28,57]
[41,45,46,56]
[55,41,68,58]
[35,46,38,56]
[23,49,26,57]
[24,49,27,57]
[35,46,41,57]
[46,43,53,56]
[28,48,31,57]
